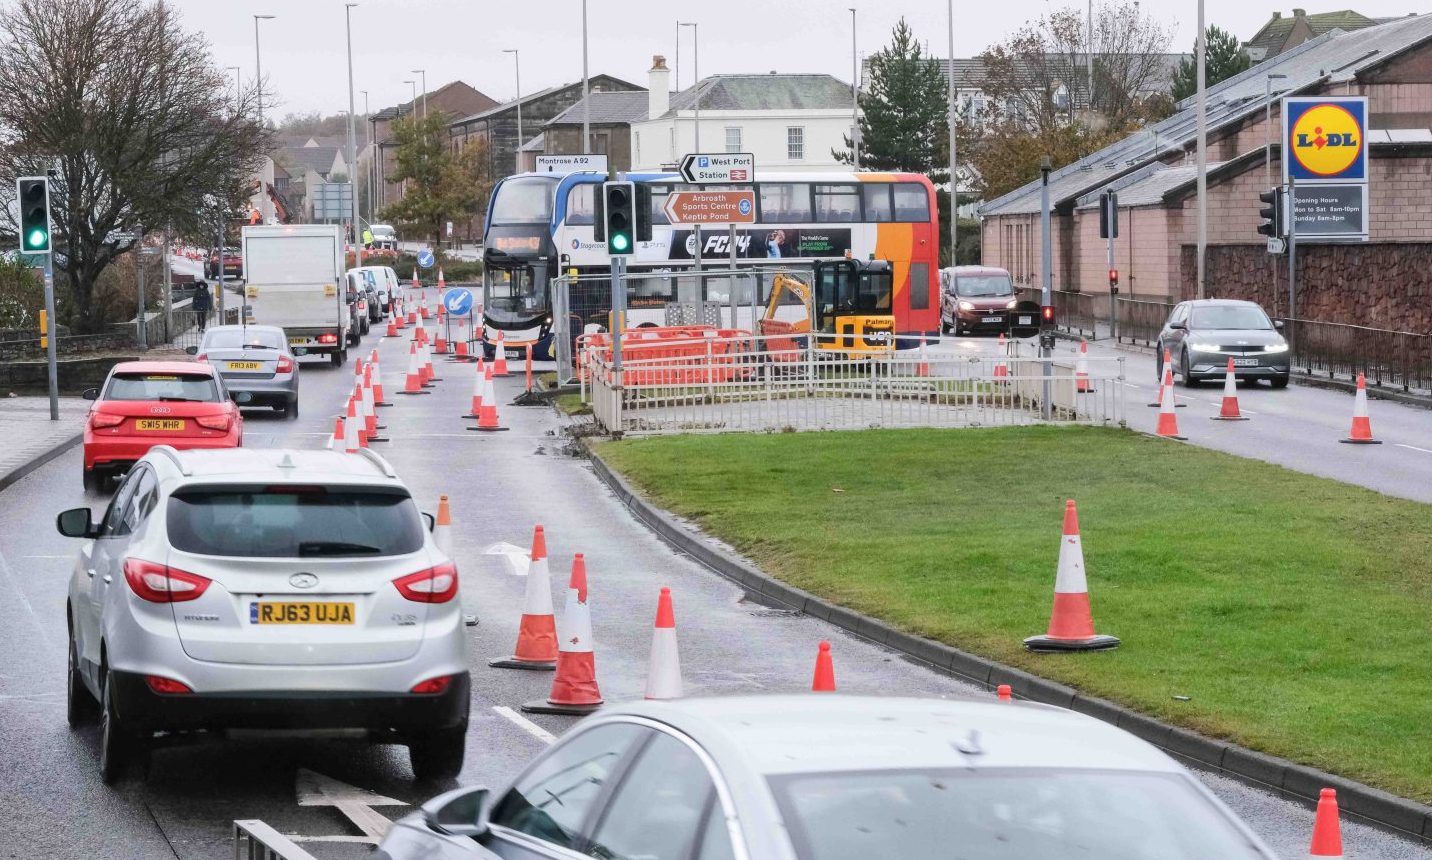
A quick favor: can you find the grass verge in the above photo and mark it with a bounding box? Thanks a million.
[595,425,1432,802]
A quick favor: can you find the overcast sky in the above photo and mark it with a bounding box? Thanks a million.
[171,0,1422,119]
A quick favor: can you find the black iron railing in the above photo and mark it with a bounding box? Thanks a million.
[1283,318,1431,393]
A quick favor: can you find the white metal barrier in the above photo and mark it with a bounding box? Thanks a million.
[233,820,319,860]
[583,333,1125,436]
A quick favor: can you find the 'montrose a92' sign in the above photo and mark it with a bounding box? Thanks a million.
[1283,96,1367,183]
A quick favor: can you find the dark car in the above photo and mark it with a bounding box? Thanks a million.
[941,266,1018,335]
[1156,299,1291,388]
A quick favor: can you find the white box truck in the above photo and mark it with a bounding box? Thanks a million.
[241,224,351,366]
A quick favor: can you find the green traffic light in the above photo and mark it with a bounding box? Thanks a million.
[25,228,47,250]
[611,234,630,252]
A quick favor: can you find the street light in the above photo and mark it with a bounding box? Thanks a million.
[362,89,371,223]
[581,0,590,155]
[253,15,275,128]
[679,21,699,150]
[504,49,523,173]
[345,4,360,247]
[849,8,859,170]
[412,68,427,117]
[947,0,957,265]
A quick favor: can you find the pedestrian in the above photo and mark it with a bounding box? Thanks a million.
[191,281,213,332]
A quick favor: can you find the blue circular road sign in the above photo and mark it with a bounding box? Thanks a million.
[738,198,752,216]
[443,288,474,316]
[416,249,436,268]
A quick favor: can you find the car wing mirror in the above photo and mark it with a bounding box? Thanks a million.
[82,388,100,400]
[421,786,490,837]
[1274,320,1285,330]
[1169,322,1187,330]
[56,507,96,539]
[185,345,198,355]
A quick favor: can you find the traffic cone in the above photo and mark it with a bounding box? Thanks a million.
[411,269,419,292]
[342,409,359,454]
[453,319,471,360]
[360,371,387,441]
[384,317,398,337]
[437,267,446,290]
[1155,374,1187,440]
[464,358,486,418]
[645,587,682,700]
[1148,351,1187,408]
[433,495,453,558]
[398,341,428,395]
[1309,788,1343,858]
[522,553,603,715]
[435,325,448,355]
[812,641,836,692]
[422,331,441,383]
[915,334,930,377]
[493,331,510,376]
[1075,339,1094,392]
[346,396,367,447]
[993,332,1009,380]
[394,299,407,329]
[1024,500,1120,652]
[525,343,534,393]
[471,364,508,432]
[326,415,343,450]
[420,295,430,319]
[369,351,390,406]
[1212,357,1248,421]
[407,304,417,327]
[1340,373,1381,444]
[490,525,558,671]
[996,684,1013,701]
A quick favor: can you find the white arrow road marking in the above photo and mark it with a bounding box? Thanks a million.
[294,768,406,843]
[1396,444,1432,455]
[494,705,556,744]
[484,542,531,576]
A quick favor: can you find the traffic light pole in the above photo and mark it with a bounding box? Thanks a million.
[43,254,58,421]
[1287,175,1297,354]
[1039,159,1052,421]
[611,255,625,377]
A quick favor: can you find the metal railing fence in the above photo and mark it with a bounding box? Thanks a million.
[1285,318,1432,393]
[1115,297,1176,348]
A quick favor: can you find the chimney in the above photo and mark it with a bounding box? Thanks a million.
[1293,8,1306,17]
[648,55,670,120]
[1272,11,1281,19]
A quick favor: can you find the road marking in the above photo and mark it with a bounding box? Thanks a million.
[294,768,405,843]
[485,542,531,576]
[0,546,55,652]
[22,554,72,559]
[494,705,556,744]
[1395,444,1432,455]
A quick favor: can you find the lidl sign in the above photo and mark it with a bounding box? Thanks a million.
[1284,96,1367,182]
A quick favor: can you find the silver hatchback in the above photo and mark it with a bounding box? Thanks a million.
[188,324,301,418]
[1157,299,1291,388]
[56,446,468,784]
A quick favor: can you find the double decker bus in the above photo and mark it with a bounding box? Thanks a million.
[479,170,939,358]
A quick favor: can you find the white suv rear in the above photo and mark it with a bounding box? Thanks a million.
[57,446,468,784]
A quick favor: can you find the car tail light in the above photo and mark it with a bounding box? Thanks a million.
[123,559,211,603]
[193,353,207,362]
[318,333,338,345]
[410,675,455,695]
[90,412,124,429]
[392,562,458,603]
[144,675,194,695]
[276,354,294,374]
[195,414,231,431]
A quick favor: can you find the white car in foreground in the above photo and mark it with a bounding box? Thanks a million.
[57,446,467,784]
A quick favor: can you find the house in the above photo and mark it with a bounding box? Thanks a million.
[273,143,348,222]
[543,88,653,173]
[366,81,500,214]
[629,63,857,173]
[976,13,1432,333]
[1243,9,1388,62]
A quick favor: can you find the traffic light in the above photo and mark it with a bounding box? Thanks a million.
[1041,305,1055,328]
[1257,187,1284,239]
[1108,269,1119,287]
[17,176,51,254]
[634,183,653,242]
[602,181,635,256]
[1098,190,1118,239]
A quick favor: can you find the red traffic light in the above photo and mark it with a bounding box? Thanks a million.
[1108,269,1119,286]
[1041,305,1055,323]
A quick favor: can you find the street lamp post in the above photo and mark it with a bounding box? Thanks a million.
[1265,72,1287,314]
[504,49,523,173]
[254,14,275,224]
[412,69,427,118]
[679,21,699,150]
[582,0,590,156]
[402,80,416,204]
[1195,0,1207,299]
[362,89,371,223]
[947,0,957,266]
[673,19,680,161]
[345,4,360,250]
[849,8,859,170]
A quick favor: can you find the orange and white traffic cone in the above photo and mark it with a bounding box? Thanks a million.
[437,267,446,291]
[1075,339,1094,392]
[812,641,836,692]
[525,343,534,393]
[471,364,508,432]
[645,587,682,700]
[435,323,448,355]
[1149,351,1173,407]
[1155,372,1187,440]
[326,415,343,450]
[523,553,603,715]
[993,332,1009,380]
[453,319,471,360]
[1309,788,1343,858]
[996,684,1013,701]
[341,413,359,454]
[1212,357,1248,421]
[346,396,368,447]
[433,495,453,558]
[394,299,407,329]
[464,358,486,418]
[1024,500,1120,652]
[406,302,417,327]
[492,331,510,377]
[369,351,390,406]
[915,334,930,377]
[1340,373,1381,444]
[360,370,387,441]
[490,525,559,671]
[420,294,430,320]
[411,269,419,292]
[384,317,399,337]
[398,341,428,395]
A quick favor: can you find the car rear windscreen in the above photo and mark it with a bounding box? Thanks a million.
[202,329,285,350]
[166,486,424,558]
[105,373,220,402]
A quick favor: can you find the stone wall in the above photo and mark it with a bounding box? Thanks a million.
[1178,242,1432,332]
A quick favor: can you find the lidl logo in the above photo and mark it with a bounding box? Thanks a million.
[1285,97,1366,181]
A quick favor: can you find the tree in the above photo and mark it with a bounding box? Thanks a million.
[1171,26,1251,102]
[835,17,948,182]
[381,111,493,244]
[0,0,269,332]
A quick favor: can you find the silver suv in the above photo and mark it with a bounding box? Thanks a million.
[56,446,468,784]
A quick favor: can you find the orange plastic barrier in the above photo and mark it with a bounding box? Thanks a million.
[582,326,753,386]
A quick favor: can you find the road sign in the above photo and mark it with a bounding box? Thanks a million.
[662,189,757,226]
[442,287,474,316]
[446,221,453,237]
[679,152,755,184]
[1267,237,1286,254]
[535,154,609,175]
[416,248,435,268]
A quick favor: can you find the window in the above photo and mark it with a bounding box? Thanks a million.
[488,723,648,851]
[908,262,930,311]
[813,184,861,223]
[124,468,159,534]
[592,132,610,155]
[646,184,676,226]
[165,487,425,558]
[892,183,930,222]
[585,732,725,860]
[567,183,596,226]
[862,184,893,222]
[635,131,641,164]
[103,372,220,403]
[758,183,812,222]
[100,468,146,538]
[724,126,742,153]
[787,126,805,160]
[200,328,286,350]
[490,176,558,225]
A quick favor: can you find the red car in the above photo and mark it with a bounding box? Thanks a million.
[82,361,243,492]
[205,247,243,281]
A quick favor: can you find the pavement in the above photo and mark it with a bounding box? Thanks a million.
[0,292,1429,858]
[0,396,89,490]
